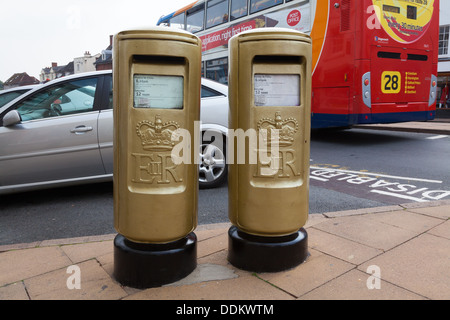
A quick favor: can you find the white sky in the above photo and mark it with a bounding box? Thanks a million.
[0,0,191,82]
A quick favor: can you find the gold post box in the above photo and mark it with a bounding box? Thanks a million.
[228,28,312,272]
[113,27,201,288]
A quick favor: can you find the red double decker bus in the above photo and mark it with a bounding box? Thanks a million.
[158,0,439,128]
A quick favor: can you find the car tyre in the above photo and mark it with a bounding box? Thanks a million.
[199,134,227,189]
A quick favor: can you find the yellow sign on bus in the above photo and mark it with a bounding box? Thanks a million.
[381,71,401,94]
[372,0,435,44]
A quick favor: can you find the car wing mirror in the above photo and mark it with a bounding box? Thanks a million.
[3,110,22,127]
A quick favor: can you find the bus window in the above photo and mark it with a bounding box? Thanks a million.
[407,5,417,20]
[250,0,283,15]
[206,0,229,29]
[170,13,185,29]
[377,51,401,59]
[230,0,248,21]
[206,57,228,84]
[187,5,205,33]
[407,54,428,61]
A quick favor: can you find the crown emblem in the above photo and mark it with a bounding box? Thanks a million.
[136,115,180,151]
[257,112,299,147]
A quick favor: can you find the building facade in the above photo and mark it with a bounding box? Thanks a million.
[40,62,74,82]
[94,35,113,71]
[74,51,101,74]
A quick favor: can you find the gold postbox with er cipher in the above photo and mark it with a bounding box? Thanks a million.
[228,28,312,272]
[113,27,201,288]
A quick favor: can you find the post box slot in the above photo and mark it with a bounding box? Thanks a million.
[253,55,302,65]
[132,55,186,65]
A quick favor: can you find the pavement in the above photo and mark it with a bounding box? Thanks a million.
[0,117,449,301]
[354,110,450,134]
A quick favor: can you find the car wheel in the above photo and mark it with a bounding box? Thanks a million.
[199,136,227,189]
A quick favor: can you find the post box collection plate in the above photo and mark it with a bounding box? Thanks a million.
[133,75,184,109]
[254,74,301,107]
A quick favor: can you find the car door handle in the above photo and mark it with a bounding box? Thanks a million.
[70,126,93,134]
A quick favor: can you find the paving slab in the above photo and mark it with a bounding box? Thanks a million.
[24,259,127,300]
[365,210,444,233]
[0,282,29,300]
[125,272,294,300]
[406,205,450,220]
[299,269,426,300]
[307,228,383,265]
[0,246,71,287]
[359,233,450,300]
[312,214,418,251]
[427,220,450,240]
[258,249,355,298]
[354,121,450,135]
[61,240,113,264]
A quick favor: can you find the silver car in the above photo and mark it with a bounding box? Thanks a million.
[0,70,228,194]
[0,84,41,108]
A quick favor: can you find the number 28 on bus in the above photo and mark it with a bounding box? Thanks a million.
[158,0,439,129]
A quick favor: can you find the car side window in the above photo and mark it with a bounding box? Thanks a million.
[15,78,98,122]
[0,90,29,108]
[201,85,224,98]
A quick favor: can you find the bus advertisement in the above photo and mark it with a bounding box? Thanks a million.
[157,0,439,128]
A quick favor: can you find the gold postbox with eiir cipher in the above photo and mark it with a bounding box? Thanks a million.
[227,28,312,272]
[113,27,201,288]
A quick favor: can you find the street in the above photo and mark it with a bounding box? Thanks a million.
[0,128,448,246]
[310,128,450,206]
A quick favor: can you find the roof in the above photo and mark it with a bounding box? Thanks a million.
[4,73,40,86]
[51,62,74,74]
[94,51,112,66]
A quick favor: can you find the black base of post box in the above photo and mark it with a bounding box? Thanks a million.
[227,226,308,273]
[113,233,197,289]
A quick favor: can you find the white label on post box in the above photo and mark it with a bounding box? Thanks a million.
[254,74,300,107]
[134,75,184,109]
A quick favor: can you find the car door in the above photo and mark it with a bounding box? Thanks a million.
[0,76,104,189]
[97,73,113,174]
[200,83,228,128]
